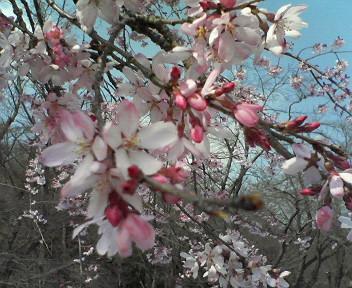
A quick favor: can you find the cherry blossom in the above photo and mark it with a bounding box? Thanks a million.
[76,0,120,32]
[266,4,308,54]
[40,109,99,167]
[282,144,322,186]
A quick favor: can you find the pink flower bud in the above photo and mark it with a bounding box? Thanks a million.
[200,0,218,10]
[45,26,63,45]
[170,66,181,82]
[215,82,236,96]
[122,179,138,195]
[244,128,271,151]
[188,93,207,111]
[285,115,308,129]
[191,124,204,143]
[220,0,236,9]
[300,186,321,196]
[222,82,236,93]
[301,122,320,132]
[128,165,141,179]
[175,93,188,110]
[215,88,225,97]
[233,103,262,127]
[316,206,333,231]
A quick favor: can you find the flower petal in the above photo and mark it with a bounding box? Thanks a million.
[138,121,178,150]
[129,150,162,175]
[329,175,344,198]
[282,157,307,175]
[92,136,108,161]
[40,142,79,167]
[103,122,122,149]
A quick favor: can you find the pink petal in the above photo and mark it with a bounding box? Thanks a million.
[116,226,133,257]
[218,31,235,63]
[187,93,208,111]
[233,106,259,127]
[72,111,95,141]
[122,214,155,251]
[60,110,84,142]
[40,142,79,167]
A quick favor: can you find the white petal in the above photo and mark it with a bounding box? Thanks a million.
[129,150,162,175]
[97,0,118,24]
[40,142,79,167]
[347,230,352,241]
[329,175,344,198]
[303,166,321,186]
[115,148,131,179]
[60,154,97,198]
[282,157,307,175]
[72,218,98,239]
[179,79,197,97]
[117,101,139,137]
[77,1,98,33]
[339,172,352,184]
[338,216,352,229]
[280,271,291,278]
[292,143,311,158]
[92,136,108,161]
[118,192,143,213]
[103,122,122,149]
[209,26,221,46]
[138,121,178,150]
[87,188,109,219]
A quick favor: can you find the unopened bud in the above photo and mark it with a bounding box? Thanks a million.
[128,165,141,179]
[175,93,188,110]
[122,179,138,195]
[191,124,204,143]
[285,115,307,129]
[222,82,236,93]
[188,93,207,111]
[200,0,218,10]
[170,66,181,82]
[301,122,320,132]
[300,186,321,196]
[220,0,236,9]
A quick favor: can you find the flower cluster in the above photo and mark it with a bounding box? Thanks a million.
[180,230,290,287]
